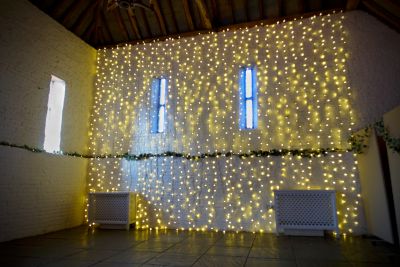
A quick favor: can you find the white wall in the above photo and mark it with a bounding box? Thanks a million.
[383,106,400,243]
[356,130,393,243]
[346,11,400,128]
[0,0,96,241]
[89,12,365,234]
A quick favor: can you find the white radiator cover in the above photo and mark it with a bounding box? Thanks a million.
[274,190,339,235]
[88,192,136,229]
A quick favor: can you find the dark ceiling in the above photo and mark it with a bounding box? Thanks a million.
[29,0,400,48]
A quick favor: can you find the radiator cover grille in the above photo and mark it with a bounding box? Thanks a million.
[274,190,338,233]
[88,192,136,228]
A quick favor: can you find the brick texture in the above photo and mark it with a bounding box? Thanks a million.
[0,0,96,242]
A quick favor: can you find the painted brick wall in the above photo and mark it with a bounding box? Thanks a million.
[0,0,96,241]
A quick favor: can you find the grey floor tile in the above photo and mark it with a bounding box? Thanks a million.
[206,245,250,257]
[350,263,400,267]
[249,246,295,259]
[105,251,159,263]
[193,255,246,267]
[1,227,400,267]
[343,250,392,263]
[164,243,210,255]
[253,235,292,248]
[42,259,93,267]
[245,258,297,267]
[92,262,142,267]
[0,245,83,259]
[64,249,120,263]
[297,260,353,267]
[0,256,49,267]
[131,240,177,252]
[294,246,347,261]
[146,252,199,266]
[83,239,138,250]
[214,234,255,247]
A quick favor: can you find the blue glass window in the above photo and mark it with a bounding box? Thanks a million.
[239,67,258,129]
[151,77,167,133]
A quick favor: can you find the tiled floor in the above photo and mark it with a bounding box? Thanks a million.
[0,226,399,267]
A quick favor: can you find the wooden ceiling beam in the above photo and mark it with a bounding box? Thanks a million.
[362,0,400,30]
[209,0,220,26]
[71,2,97,33]
[94,2,104,46]
[150,0,168,35]
[100,10,114,43]
[168,0,179,32]
[50,0,71,18]
[244,0,250,21]
[99,8,343,49]
[83,20,96,44]
[258,0,264,19]
[298,0,306,13]
[114,8,131,40]
[127,7,142,39]
[228,0,236,23]
[277,0,284,17]
[346,0,360,10]
[195,0,213,29]
[139,8,152,37]
[60,0,85,25]
[182,0,195,31]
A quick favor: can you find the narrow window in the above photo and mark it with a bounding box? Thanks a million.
[151,77,167,133]
[239,67,258,129]
[44,75,65,152]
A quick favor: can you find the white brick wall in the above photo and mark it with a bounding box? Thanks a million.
[0,0,96,242]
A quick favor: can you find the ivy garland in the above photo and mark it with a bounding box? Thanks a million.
[374,120,400,154]
[348,127,371,154]
[1,120,398,160]
[0,140,348,160]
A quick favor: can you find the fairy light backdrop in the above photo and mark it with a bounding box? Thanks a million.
[88,11,365,234]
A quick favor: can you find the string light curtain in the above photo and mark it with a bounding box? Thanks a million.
[88,11,364,234]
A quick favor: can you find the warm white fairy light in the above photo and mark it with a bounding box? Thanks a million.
[87,11,362,234]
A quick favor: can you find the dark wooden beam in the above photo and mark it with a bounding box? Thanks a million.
[50,0,71,18]
[209,0,220,26]
[71,2,97,33]
[182,0,195,31]
[60,0,85,25]
[139,8,152,37]
[362,0,400,30]
[244,0,250,21]
[83,20,96,44]
[258,0,264,19]
[94,1,103,46]
[277,0,284,17]
[168,0,179,32]
[96,26,104,45]
[100,10,114,43]
[127,7,142,39]
[114,8,131,40]
[151,0,168,35]
[99,8,342,48]
[195,0,212,29]
[228,0,236,23]
[346,0,360,10]
[298,0,306,13]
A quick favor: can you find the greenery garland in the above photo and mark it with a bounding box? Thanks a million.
[348,127,371,154]
[1,119,398,160]
[0,140,348,160]
[374,120,400,154]
[349,120,400,155]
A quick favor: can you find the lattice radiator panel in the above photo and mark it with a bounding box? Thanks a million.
[88,192,136,229]
[274,190,338,235]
